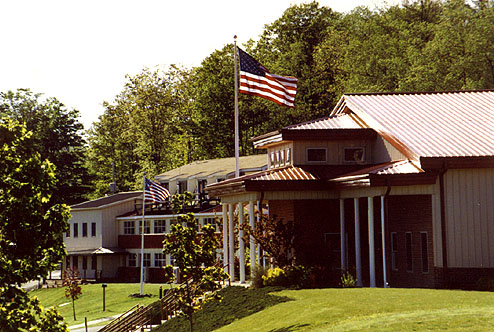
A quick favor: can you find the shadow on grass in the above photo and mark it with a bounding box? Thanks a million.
[153,286,292,332]
[269,324,311,332]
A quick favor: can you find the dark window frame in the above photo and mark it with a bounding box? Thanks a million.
[91,222,96,237]
[421,232,429,273]
[306,148,327,163]
[73,223,79,238]
[406,232,413,272]
[82,222,88,237]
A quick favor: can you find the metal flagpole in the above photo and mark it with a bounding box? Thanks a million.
[139,174,146,295]
[234,35,240,178]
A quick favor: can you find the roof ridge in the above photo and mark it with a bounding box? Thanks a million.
[345,89,494,97]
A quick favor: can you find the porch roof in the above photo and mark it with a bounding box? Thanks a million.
[66,247,127,256]
[206,160,437,196]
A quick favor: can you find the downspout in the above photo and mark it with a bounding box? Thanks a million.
[439,167,448,288]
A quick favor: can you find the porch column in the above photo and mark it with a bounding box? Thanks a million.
[228,203,235,281]
[368,197,376,288]
[249,200,256,278]
[238,202,246,283]
[222,203,229,274]
[257,200,262,267]
[381,195,388,288]
[166,219,171,265]
[340,199,347,272]
[354,198,363,287]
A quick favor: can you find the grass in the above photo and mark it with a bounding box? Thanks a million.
[30,283,171,327]
[154,286,494,332]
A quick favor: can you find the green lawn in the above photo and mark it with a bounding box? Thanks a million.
[31,283,171,327]
[156,286,494,332]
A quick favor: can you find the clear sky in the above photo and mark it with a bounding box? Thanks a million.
[0,0,395,130]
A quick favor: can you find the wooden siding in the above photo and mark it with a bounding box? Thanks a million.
[292,140,372,165]
[372,136,407,164]
[444,169,494,268]
[267,142,293,168]
[101,200,137,248]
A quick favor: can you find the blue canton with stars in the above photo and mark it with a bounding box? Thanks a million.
[238,47,267,77]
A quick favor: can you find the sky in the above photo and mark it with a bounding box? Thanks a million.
[0,0,396,130]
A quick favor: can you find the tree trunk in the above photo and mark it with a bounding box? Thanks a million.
[72,297,76,321]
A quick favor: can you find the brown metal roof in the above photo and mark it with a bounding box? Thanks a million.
[248,165,319,181]
[333,90,494,158]
[284,114,360,130]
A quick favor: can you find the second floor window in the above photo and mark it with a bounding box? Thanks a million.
[124,221,135,235]
[73,223,79,238]
[154,220,166,233]
[91,222,96,237]
[82,223,88,237]
[139,220,151,234]
[307,148,327,162]
[177,180,187,194]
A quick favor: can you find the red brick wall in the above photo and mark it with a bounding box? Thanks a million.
[387,195,437,288]
[118,234,165,249]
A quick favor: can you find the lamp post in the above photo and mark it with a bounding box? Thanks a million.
[102,283,107,311]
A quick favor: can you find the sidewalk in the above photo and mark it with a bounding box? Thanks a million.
[68,314,120,332]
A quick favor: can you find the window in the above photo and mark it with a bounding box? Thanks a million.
[280,149,285,166]
[154,220,166,234]
[344,147,365,163]
[216,178,225,183]
[406,232,413,272]
[177,180,187,194]
[73,223,79,238]
[307,148,327,162]
[270,152,275,168]
[66,227,70,238]
[72,256,78,269]
[203,217,216,232]
[128,253,137,267]
[91,256,97,270]
[143,253,151,267]
[82,256,87,270]
[421,232,429,273]
[197,179,208,194]
[154,253,165,267]
[391,232,398,271]
[124,221,135,235]
[275,151,280,167]
[91,222,96,237]
[139,220,151,234]
[286,148,291,165]
[82,223,88,237]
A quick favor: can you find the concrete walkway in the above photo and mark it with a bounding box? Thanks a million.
[68,314,121,332]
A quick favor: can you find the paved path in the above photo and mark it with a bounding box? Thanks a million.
[68,314,121,332]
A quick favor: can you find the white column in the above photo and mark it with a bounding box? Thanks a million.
[368,197,376,288]
[340,199,347,272]
[249,201,256,278]
[166,219,171,265]
[354,198,363,287]
[222,203,229,274]
[257,200,262,267]
[228,203,235,281]
[381,195,388,288]
[238,202,246,283]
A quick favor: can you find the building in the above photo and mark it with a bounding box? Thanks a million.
[63,155,267,282]
[207,90,494,289]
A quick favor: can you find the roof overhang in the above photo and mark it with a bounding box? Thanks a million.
[66,247,127,256]
[420,156,494,169]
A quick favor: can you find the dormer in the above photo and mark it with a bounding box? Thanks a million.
[253,114,377,168]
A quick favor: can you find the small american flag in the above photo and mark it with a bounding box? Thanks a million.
[238,47,297,107]
[144,177,170,202]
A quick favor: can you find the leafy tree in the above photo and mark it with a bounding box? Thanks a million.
[241,214,296,268]
[0,89,91,205]
[63,268,82,321]
[162,193,228,332]
[0,117,70,331]
[86,66,195,198]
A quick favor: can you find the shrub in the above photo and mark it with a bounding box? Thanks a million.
[252,266,268,289]
[261,266,311,288]
[340,271,356,288]
[262,267,287,287]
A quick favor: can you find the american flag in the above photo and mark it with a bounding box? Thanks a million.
[238,47,297,107]
[144,177,170,202]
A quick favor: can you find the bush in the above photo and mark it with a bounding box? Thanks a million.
[340,271,356,288]
[252,266,268,289]
[261,266,311,288]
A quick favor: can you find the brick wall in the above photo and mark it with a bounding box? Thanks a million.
[387,195,437,288]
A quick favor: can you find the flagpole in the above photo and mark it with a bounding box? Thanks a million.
[234,35,240,178]
[140,174,146,295]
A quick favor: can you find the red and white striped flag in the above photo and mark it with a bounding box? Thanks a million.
[144,177,170,202]
[238,47,297,107]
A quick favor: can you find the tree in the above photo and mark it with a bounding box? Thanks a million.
[63,268,82,321]
[0,117,70,331]
[162,193,228,332]
[0,89,91,205]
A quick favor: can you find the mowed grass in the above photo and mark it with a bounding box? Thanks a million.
[30,283,171,327]
[157,287,494,332]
